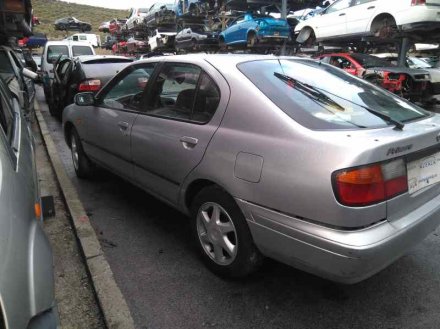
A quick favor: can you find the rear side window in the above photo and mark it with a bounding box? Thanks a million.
[72,46,93,56]
[47,45,69,62]
[238,59,429,130]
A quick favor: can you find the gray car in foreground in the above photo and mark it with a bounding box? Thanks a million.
[0,76,57,328]
[63,54,440,284]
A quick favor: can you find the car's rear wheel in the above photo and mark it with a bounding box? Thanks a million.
[190,186,263,278]
[70,128,93,178]
[373,17,397,39]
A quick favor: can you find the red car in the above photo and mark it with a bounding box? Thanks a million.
[317,53,430,101]
[109,18,127,34]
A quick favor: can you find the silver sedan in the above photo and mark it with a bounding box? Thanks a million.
[63,54,440,283]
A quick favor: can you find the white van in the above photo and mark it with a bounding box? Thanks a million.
[65,33,101,48]
[41,40,95,99]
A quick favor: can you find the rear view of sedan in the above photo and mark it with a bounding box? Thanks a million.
[49,55,133,118]
[63,55,440,283]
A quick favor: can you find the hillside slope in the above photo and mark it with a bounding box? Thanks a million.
[32,0,127,40]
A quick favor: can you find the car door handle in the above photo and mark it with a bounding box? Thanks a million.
[367,6,375,9]
[339,13,346,16]
[180,136,198,149]
[118,121,129,135]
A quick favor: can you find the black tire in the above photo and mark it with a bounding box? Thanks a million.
[247,33,257,48]
[304,29,316,47]
[70,128,93,178]
[190,186,263,278]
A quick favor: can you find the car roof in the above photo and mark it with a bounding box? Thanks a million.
[136,54,280,67]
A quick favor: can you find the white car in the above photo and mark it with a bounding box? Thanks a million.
[148,29,177,51]
[295,0,440,45]
[125,7,149,30]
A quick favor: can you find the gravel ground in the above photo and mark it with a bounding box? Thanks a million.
[33,117,106,329]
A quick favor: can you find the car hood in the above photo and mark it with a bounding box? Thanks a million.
[261,18,288,27]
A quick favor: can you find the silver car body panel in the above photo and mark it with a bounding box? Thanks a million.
[64,54,440,283]
[0,88,56,328]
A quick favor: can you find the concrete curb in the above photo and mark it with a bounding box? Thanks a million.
[34,101,135,329]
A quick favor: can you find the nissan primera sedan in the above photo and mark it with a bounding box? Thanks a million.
[63,54,440,283]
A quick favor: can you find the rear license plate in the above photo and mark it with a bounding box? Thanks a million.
[407,151,440,194]
[274,31,280,36]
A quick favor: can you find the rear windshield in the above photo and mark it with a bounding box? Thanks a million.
[82,62,132,78]
[47,45,69,62]
[72,46,93,57]
[82,58,133,64]
[238,59,430,130]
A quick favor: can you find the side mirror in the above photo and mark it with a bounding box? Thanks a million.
[75,92,95,106]
[22,68,39,80]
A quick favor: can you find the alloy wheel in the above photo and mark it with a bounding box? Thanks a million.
[196,202,238,265]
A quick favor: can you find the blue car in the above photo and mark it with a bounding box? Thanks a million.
[219,13,290,47]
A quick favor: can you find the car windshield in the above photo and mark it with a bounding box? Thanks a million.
[47,45,69,62]
[238,58,429,130]
[408,57,432,69]
[350,53,395,68]
[72,46,93,57]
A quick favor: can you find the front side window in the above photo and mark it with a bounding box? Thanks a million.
[72,46,93,56]
[326,0,351,14]
[330,56,353,69]
[100,64,156,111]
[238,59,429,130]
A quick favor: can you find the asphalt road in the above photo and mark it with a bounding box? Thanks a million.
[36,87,440,329]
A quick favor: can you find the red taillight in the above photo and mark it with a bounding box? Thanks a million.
[334,159,408,207]
[5,0,25,12]
[78,79,101,92]
[411,0,426,5]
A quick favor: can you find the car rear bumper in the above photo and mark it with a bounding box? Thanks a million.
[236,192,440,284]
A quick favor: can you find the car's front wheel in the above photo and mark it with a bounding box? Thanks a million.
[190,186,263,278]
[70,128,93,178]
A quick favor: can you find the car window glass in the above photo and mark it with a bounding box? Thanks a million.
[191,72,220,124]
[238,59,429,130]
[72,46,93,56]
[353,0,375,5]
[0,51,15,81]
[326,0,351,13]
[0,86,14,140]
[72,36,79,41]
[79,36,87,41]
[319,56,331,64]
[101,64,156,111]
[47,45,69,62]
[146,63,201,121]
[330,56,352,69]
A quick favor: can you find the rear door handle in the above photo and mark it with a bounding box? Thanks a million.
[367,6,375,9]
[339,13,346,16]
[180,136,198,149]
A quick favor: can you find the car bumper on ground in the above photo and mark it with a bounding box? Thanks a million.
[236,191,440,284]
